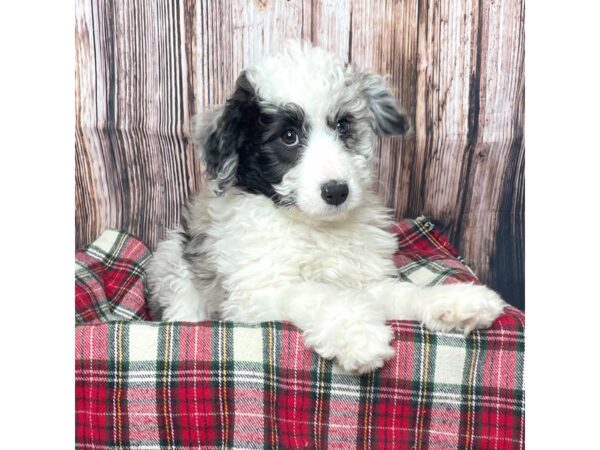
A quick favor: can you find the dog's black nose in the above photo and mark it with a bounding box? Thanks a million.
[320,180,349,206]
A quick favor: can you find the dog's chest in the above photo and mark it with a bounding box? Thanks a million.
[207,201,398,290]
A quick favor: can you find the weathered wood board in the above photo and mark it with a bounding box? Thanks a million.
[75,0,525,309]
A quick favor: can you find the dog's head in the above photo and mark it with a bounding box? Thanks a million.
[192,41,409,220]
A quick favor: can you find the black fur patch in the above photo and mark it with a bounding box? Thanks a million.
[204,72,308,205]
[237,102,307,203]
[203,73,260,192]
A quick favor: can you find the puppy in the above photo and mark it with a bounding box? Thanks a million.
[147,42,506,374]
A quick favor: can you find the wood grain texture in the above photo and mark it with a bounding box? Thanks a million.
[75,0,525,310]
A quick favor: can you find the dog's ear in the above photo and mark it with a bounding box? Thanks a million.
[191,72,260,194]
[356,72,411,136]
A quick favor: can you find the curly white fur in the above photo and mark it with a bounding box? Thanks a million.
[147,42,506,374]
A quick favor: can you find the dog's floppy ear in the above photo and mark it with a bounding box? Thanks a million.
[191,72,260,194]
[356,72,411,136]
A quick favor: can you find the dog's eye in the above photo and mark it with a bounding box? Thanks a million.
[336,119,350,135]
[281,129,299,147]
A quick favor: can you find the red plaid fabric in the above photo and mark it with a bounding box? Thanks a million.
[75,217,525,449]
[75,230,151,323]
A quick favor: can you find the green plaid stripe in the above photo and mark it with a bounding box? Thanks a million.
[76,221,524,449]
[77,317,524,449]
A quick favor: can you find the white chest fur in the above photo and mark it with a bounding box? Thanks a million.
[149,188,506,375]
[202,192,399,297]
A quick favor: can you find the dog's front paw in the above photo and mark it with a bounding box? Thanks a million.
[304,320,395,374]
[420,284,506,335]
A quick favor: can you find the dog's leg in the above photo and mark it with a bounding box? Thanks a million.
[367,280,507,335]
[146,230,208,321]
[222,282,396,374]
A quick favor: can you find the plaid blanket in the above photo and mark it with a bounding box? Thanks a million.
[76,230,152,323]
[75,217,525,449]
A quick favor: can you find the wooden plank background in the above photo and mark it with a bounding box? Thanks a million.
[75,0,525,310]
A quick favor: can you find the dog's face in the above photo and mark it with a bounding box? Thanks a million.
[193,42,409,221]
